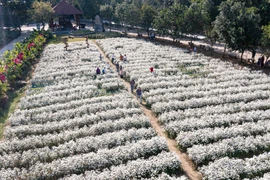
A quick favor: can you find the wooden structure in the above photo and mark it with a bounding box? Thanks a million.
[50,0,83,30]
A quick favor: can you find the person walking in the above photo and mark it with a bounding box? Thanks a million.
[261,55,265,67]
[120,54,124,61]
[193,46,197,53]
[102,67,106,74]
[136,87,142,103]
[111,53,115,64]
[150,66,154,73]
[99,54,103,61]
[116,61,119,72]
[119,69,124,78]
[96,67,101,75]
[123,54,127,62]
[130,79,135,93]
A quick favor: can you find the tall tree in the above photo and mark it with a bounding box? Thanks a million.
[261,24,270,59]
[78,0,100,19]
[184,3,205,41]
[1,0,33,29]
[114,2,129,30]
[100,4,114,31]
[214,1,261,60]
[126,4,141,32]
[140,5,157,36]
[29,1,54,29]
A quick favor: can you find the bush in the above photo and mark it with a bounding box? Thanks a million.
[0,29,52,103]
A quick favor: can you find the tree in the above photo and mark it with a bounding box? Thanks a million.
[153,8,170,38]
[184,3,205,41]
[29,1,54,29]
[100,4,114,31]
[1,0,34,30]
[78,0,100,19]
[214,1,261,60]
[201,0,218,54]
[261,24,270,59]
[114,2,129,31]
[140,5,157,36]
[126,4,141,32]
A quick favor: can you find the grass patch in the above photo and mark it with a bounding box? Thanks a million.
[47,34,86,44]
[70,29,94,36]
[0,86,26,139]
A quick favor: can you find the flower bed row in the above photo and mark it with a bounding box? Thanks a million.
[97,37,270,179]
[0,40,184,179]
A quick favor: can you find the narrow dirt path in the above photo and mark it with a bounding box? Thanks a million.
[93,40,203,180]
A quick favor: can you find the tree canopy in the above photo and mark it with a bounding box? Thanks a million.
[1,0,269,57]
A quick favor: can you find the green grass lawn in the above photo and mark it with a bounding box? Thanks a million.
[0,86,26,140]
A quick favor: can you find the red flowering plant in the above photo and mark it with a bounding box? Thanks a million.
[0,64,8,101]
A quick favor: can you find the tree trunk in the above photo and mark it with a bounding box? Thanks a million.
[241,51,244,61]
[222,45,227,57]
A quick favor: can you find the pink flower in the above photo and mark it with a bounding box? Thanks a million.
[0,74,6,82]
[28,42,35,50]
[17,52,24,60]
[12,58,22,64]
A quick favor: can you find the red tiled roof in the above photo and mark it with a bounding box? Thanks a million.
[53,0,82,15]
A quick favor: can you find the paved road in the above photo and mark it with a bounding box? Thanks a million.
[0,24,48,58]
[0,24,263,63]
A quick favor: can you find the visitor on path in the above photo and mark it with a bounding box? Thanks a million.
[130,79,135,93]
[116,61,119,72]
[96,67,101,75]
[193,46,197,53]
[102,67,106,74]
[111,53,115,64]
[120,54,124,61]
[119,69,124,78]
[99,54,103,61]
[257,57,261,66]
[150,66,154,73]
[261,55,265,67]
[136,87,142,103]
[123,54,127,62]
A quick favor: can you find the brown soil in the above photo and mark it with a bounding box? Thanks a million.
[93,40,203,180]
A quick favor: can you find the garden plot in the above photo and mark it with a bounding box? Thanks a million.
[0,41,185,180]
[97,37,270,179]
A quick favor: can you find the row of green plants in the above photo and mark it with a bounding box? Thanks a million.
[0,29,52,107]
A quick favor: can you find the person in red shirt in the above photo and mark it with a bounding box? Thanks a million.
[150,67,154,73]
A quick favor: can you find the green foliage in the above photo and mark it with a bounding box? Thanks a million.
[28,1,54,29]
[87,32,125,39]
[0,28,21,47]
[1,0,33,27]
[0,30,52,103]
[126,4,141,29]
[261,24,270,57]
[184,3,205,37]
[214,1,261,58]
[140,5,157,35]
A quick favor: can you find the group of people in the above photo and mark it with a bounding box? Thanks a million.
[96,66,106,74]
[111,53,127,78]
[257,55,269,68]
[130,79,142,103]
[96,52,145,103]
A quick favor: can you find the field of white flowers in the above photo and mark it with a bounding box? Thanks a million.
[97,37,270,179]
[0,41,187,179]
